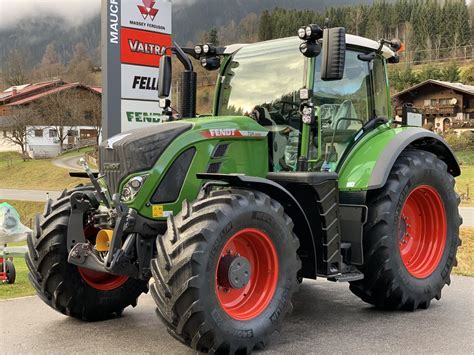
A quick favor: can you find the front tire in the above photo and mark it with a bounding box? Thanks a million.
[150,189,300,353]
[349,150,461,310]
[26,186,149,320]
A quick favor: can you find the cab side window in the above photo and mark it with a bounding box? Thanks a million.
[313,50,370,128]
[373,57,389,118]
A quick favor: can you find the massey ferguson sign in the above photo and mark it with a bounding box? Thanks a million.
[102,0,172,138]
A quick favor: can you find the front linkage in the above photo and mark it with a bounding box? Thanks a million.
[66,160,161,281]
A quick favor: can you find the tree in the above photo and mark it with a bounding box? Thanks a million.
[207,28,219,45]
[37,43,64,80]
[1,48,31,86]
[460,65,474,85]
[258,10,273,41]
[64,42,95,85]
[440,63,460,82]
[417,65,442,82]
[35,88,83,152]
[1,106,37,158]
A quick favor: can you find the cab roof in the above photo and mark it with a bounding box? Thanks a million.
[224,35,396,59]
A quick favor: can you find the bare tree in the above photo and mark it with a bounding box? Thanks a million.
[35,43,65,81]
[1,106,37,159]
[35,88,82,152]
[64,42,96,85]
[1,48,32,87]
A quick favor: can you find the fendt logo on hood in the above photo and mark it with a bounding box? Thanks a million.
[137,0,159,21]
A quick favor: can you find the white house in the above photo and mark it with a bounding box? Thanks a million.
[25,125,98,159]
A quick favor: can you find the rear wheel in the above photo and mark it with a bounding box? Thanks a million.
[150,189,300,353]
[349,150,461,310]
[26,186,148,320]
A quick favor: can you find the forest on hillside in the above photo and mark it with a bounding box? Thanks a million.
[1,0,473,90]
[213,0,472,64]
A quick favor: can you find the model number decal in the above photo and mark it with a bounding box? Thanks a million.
[200,129,268,138]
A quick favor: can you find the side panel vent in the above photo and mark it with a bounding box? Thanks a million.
[212,143,229,158]
[207,162,221,173]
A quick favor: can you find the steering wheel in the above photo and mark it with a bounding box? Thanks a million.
[278,101,300,121]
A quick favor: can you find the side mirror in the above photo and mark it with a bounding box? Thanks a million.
[158,55,172,99]
[321,27,346,81]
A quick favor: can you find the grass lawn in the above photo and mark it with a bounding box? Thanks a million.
[454,227,474,277]
[455,150,473,207]
[0,258,34,300]
[0,200,45,229]
[58,146,96,158]
[0,152,84,190]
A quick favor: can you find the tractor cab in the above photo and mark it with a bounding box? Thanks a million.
[214,35,393,173]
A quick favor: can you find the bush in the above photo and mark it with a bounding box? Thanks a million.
[460,65,474,85]
[442,130,473,151]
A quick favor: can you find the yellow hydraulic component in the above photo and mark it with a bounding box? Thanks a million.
[95,229,113,252]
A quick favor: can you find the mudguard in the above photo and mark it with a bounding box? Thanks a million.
[338,127,460,192]
[196,173,318,278]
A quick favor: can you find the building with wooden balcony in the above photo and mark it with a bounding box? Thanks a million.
[392,79,474,133]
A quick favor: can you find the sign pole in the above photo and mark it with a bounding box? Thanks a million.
[102,0,172,140]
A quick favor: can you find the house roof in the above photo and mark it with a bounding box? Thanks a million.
[393,79,474,99]
[0,79,64,104]
[2,81,101,107]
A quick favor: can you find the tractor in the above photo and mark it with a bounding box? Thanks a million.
[26,25,461,354]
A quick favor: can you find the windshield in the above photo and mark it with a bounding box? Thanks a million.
[219,37,306,122]
[218,38,306,171]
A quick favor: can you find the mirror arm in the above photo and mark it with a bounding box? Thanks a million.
[172,42,194,72]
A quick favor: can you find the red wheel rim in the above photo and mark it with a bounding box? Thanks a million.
[398,185,447,279]
[215,228,279,321]
[78,226,128,291]
[78,268,128,291]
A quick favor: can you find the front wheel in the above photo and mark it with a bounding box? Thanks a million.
[150,189,300,353]
[26,186,149,320]
[349,150,461,310]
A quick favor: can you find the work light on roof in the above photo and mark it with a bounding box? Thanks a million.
[194,45,203,55]
[298,24,323,41]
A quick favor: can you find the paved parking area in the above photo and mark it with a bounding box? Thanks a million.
[1,276,473,354]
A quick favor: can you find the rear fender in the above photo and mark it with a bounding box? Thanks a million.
[338,127,460,192]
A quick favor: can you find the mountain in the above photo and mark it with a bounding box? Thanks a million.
[0,0,372,68]
[172,0,373,44]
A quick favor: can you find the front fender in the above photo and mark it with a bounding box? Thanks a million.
[338,126,460,192]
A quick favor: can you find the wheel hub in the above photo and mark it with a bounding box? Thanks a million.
[215,228,279,321]
[217,254,251,289]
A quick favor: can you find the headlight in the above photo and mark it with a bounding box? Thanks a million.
[121,175,148,202]
[194,45,202,55]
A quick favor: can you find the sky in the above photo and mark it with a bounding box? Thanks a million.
[0,0,194,29]
[0,0,101,28]
[0,0,471,29]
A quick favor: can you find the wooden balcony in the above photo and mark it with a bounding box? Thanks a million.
[395,105,458,117]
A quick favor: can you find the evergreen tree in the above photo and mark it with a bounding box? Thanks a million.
[440,63,460,83]
[207,28,219,45]
[258,10,273,41]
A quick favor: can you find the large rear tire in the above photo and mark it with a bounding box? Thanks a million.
[26,186,149,320]
[150,189,300,354]
[349,150,461,310]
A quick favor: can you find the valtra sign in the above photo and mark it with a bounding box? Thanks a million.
[102,0,172,138]
[121,27,172,67]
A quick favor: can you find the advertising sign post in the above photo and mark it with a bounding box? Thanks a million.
[101,0,172,139]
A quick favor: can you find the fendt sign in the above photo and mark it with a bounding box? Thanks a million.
[102,0,172,138]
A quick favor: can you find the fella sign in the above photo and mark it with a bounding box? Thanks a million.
[102,0,172,138]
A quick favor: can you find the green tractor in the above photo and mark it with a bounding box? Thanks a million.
[27,25,461,353]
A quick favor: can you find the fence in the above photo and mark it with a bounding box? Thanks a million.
[395,45,474,65]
